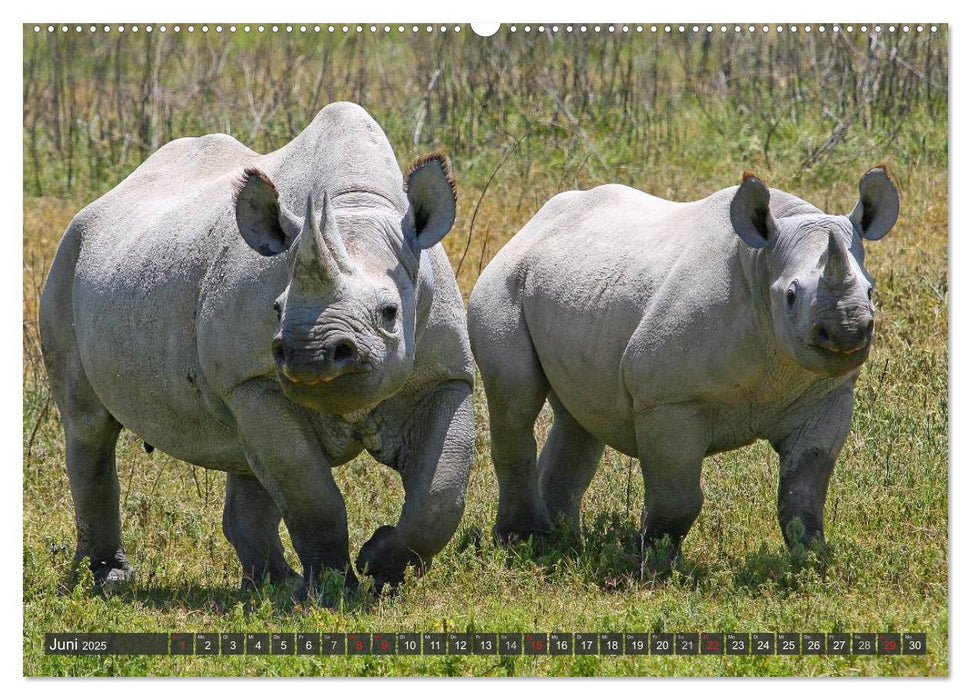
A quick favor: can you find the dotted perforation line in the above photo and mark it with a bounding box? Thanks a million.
[31,24,466,34]
[31,24,939,35]
[508,24,936,34]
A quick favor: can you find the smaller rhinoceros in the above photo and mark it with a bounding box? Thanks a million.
[468,168,899,556]
[40,103,474,596]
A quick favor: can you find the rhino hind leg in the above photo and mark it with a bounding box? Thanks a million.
[538,394,605,532]
[474,319,553,543]
[57,364,133,587]
[41,226,132,587]
[41,225,134,588]
[222,473,300,590]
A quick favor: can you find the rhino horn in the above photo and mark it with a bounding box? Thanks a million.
[295,192,354,282]
[823,230,852,283]
[318,192,356,275]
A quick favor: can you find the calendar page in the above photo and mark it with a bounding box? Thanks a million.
[21,19,948,678]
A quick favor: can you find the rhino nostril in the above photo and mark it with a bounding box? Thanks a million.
[332,340,357,366]
[814,325,830,345]
[866,318,874,335]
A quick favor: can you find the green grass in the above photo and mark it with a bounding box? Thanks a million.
[22,25,948,677]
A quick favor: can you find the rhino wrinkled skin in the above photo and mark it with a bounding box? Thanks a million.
[40,102,474,594]
[469,169,899,555]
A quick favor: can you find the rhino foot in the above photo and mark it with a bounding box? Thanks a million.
[240,566,302,593]
[88,555,135,591]
[297,567,359,606]
[493,522,553,547]
[494,497,554,546]
[356,525,425,594]
[637,531,684,574]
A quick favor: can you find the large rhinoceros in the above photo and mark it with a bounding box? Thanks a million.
[468,169,899,555]
[40,102,474,595]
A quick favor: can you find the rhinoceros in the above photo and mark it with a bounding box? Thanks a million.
[468,169,899,555]
[40,102,474,594]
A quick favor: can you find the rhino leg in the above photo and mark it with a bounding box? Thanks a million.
[63,413,133,586]
[41,228,133,588]
[357,380,473,591]
[56,365,132,586]
[538,394,605,532]
[227,381,357,596]
[222,472,300,589]
[773,385,854,548]
[476,319,553,543]
[635,404,707,558]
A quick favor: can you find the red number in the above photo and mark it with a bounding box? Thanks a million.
[706,640,719,651]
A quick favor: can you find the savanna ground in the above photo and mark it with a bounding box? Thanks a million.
[22,24,948,676]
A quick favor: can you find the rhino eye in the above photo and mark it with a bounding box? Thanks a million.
[867,286,874,301]
[786,285,797,308]
[273,301,282,321]
[380,303,399,328]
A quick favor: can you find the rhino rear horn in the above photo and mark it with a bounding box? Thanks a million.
[850,166,900,241]
[823,230,853,283]
[295,192,355,282]
[317,192,356,274]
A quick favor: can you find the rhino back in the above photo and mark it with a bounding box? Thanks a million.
[493,184,816,453]
[66,133,272,467]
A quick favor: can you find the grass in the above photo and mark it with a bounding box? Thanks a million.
[22,25,948,677]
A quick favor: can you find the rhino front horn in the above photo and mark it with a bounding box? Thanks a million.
[823,230,852,283]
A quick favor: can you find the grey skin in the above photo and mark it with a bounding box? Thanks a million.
[468,168,899,555]
[40,102,474,594]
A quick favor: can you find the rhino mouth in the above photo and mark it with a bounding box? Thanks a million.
[276,364,390,415]
[279,364,371,387]
[282,369,338,386]
[808,342,871,376]
[814,344,867,357]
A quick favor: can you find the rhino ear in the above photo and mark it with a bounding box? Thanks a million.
[233,167,302,256]
[730,172,777,249]
[850,166,899,241]
[405,152,457,250]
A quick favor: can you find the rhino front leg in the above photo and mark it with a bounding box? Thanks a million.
[356,381,474,591]
[222,472,300,589]
[634,404,708,558]
[773,385,854,548]
[227,381,357,595]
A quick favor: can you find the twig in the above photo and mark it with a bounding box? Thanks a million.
[25,393,51,463]
[456,131,529,280]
